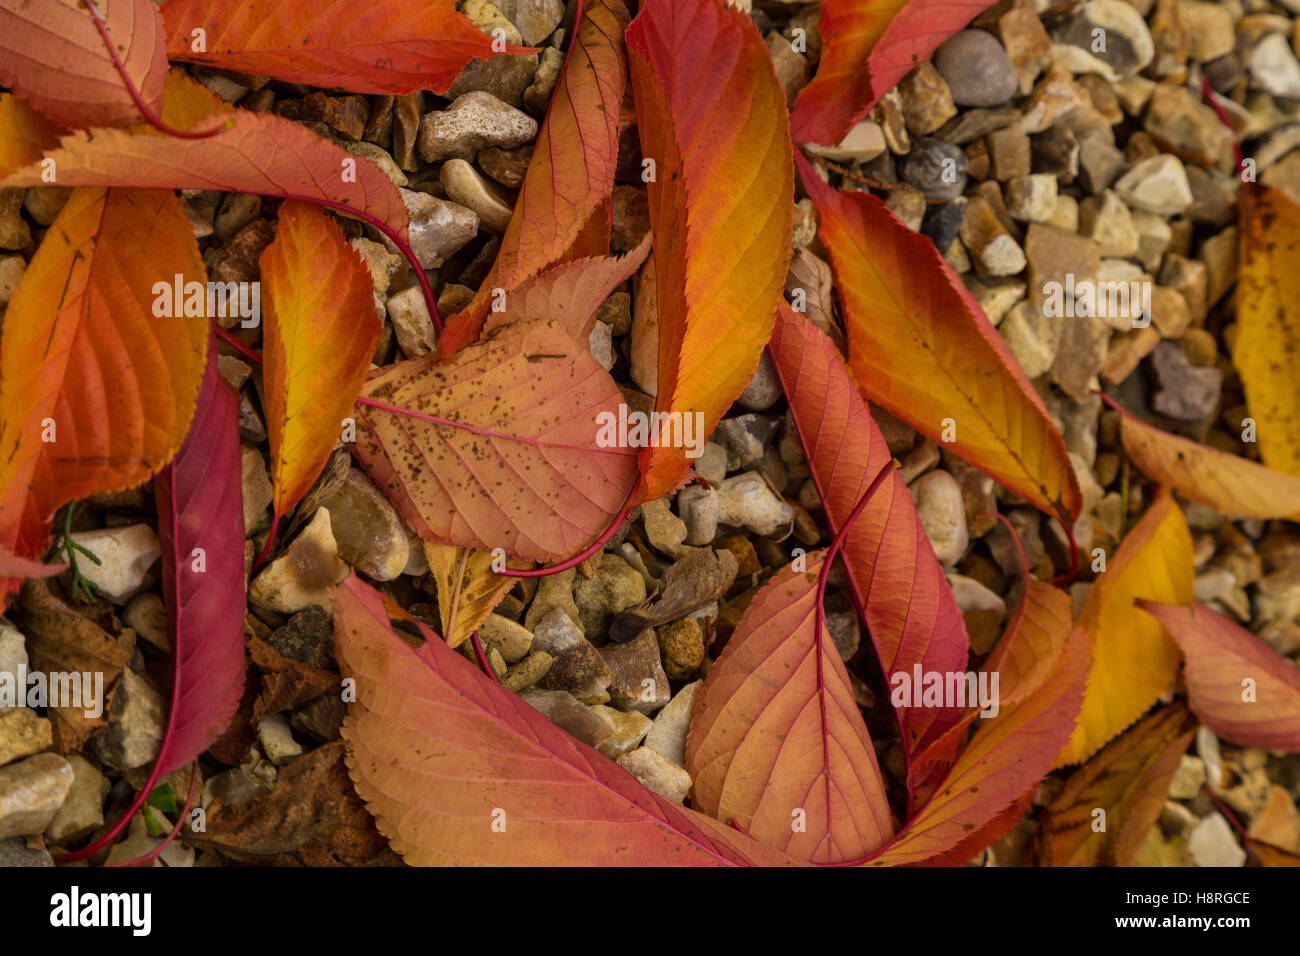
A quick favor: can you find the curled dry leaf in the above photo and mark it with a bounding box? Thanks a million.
[331,572,802,865]
[0,0,167,129]
[0,188,208,595]
[1038,703,1197,867]
[422,542,519,650]
[608,546,737,644]
[0,93,62,176]
[1058,487,1194,766]
[442,0,630,353]
[247,632,339,723]
[160,0,513,96]
[186,740,395,866]
[627,0,794,500]
[769,304,968,765]
[353,318,638,563]
[791,0,995,146]
[686,552,894,864]
[1138,601,1300,753]
[796,154,1081,524]
[261,201,380,519]
[17,579,134,752]
[1235,186,1300,477]
[1105,394,1300,520]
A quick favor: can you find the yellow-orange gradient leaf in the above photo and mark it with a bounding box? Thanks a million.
[261,201,380,519]
[422,543,518,650]
[798,153,1081,524]
[0,94,61,176]
[1058,487,1194,766]
[1235,185,1300,477]
[626,0,793,500]
[0,187,208,592]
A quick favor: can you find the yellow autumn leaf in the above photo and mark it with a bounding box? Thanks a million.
[1058,486,1194,765]
[422,543,517,650]
[1235,186,1300,476]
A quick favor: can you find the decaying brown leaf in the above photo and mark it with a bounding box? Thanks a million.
[608,547,738,643]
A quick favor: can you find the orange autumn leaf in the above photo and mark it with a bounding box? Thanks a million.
[797,153,1081,524]
[866,620,1089,865]
[1039,704,1197,867]
[1235,185,1300,477]
[1103,393,1300,520]
[160,0,516,96]
[0,94,62,176]
[0,0,167,129]
[261,201,381,520]
[441,0,630,355]
[790,0,995,147]
[686,553,894,864]
[0,102,407,239]
[331,572,802,866]
[1139,602,1300,752]
[0,188,208,592]
[352,318,638,563]
[1058,487,1194,766]
[626,0,793,501]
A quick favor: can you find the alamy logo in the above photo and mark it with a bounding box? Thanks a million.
[0,664,103,718]
[595,404,706,458]
[50,886,151,936]
[152,273,261,328]
[890,665,1000,718]
[1042,273,1151,326]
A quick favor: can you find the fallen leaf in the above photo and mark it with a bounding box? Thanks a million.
[1248,839,1300,866]
[866,620,1089,865]
[796,154,1081,524]
[248,634,338,722]
[686,552,894,863]
[421,542,518,650]
[17,579,133,751]
[627,0,793,500]
[0,188,208,594]
[1058,487,1194,765]
[352,318,638,563]
[0,0,167,129]
[261,201,380,519]
[331,572,801,865]
[768,304,969,763]
[151,345,247,772]
[0,99,408,239]
[0,93,62,175]
[186,740,395,866]
[161,0,513,96]
[1138,601,1300,752]
[482,236,651,343]
[441,0,630,353]
[1105,394,1300,520]
[1235,185,1300,477]
[608,546,738,643]
[1038,704,1197,867]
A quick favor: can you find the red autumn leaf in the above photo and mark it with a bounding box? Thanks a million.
[152,344,247,770]
[352,318,638,563]
[0,0,167,129]
[441,0,630,354]
[791,0,996,146]
[1138,601,1300,752]
[0,94,408,240]
[796,152,1081,524]
[686,551,894,863]
[331,572,802,866]
[768,303,968,765]
[0,544,65,582]
[0,188,208,597]
[482,235,651,343]
[627,0,793,501]
[261,201,381,520]
[159,0,518,96]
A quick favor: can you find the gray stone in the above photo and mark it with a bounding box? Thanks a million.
[89,669,164,772]
[61,524,160,605]
[600,630,670,714]
[0,835,53,866]
[678,486,720,546]
[267,605,335,670]
[738,352,782,411]
[418,91,538,162]
[1114,155,1193,216]
[322,467,410,581]
[388,285,436,357]
[521,689,612,749]
[1150,341,1221,421]
[400,189,479,269]
[900,138,968,200]
[257,712,302,765]
[644,680,701,767]
[574,555,646,641]
[0,625,28,708]
[1187,812,1245,867]
[0,754,73,840]
[933,30,1018,107]
[440,158,514,234]
[0,708,51,767]
[616,746,691,803]
[712,414,780,471]
[533,608,611,698]
[477,145,532,188]
[910,470,969,567]
[717,472,793,538]
[44,754,104,844]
